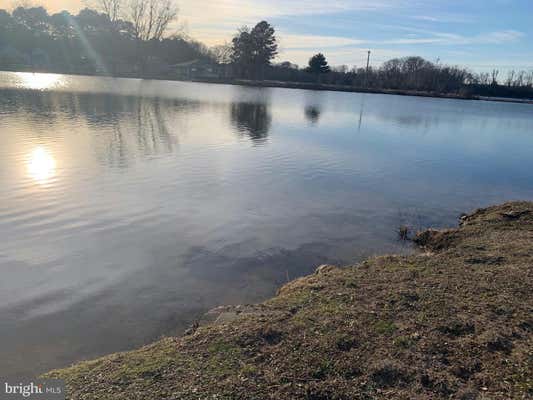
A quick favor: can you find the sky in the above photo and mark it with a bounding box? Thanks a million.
[1,0,532,72]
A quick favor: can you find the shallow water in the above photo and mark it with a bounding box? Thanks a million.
[1,71,533,378]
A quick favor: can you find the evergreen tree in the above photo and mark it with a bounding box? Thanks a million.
[231,21,277,79]
[307,53,330,75]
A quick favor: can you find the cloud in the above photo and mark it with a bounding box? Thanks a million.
[180,0,400,23]
[278,33,366,50]
[179,0,405,45]
[410,13,474,23]
[412,15,440,22]
[479,30,524,44]
[276,26,525,67]
[377,25,524,46]
[278,29,524,56]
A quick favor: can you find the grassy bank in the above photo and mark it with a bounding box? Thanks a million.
[46,202,533,399]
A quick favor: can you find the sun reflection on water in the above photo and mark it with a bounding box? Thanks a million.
[16,72,62,90]
[27,147,57,184]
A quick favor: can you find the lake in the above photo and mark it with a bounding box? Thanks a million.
[1,71,533,378]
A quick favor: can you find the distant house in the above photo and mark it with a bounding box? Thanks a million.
[174,59,231,80]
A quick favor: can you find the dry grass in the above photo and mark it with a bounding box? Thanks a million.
[45,202,533,399]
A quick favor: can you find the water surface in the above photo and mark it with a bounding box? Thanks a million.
[1,71,533,378]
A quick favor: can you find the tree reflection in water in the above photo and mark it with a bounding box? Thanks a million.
[304,105,321,124]
[230,102,272,144]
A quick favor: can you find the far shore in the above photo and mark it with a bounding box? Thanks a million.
[2,68,533,105]
[190,78,533,104]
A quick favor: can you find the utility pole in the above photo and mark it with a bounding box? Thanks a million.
[365,50,371,87]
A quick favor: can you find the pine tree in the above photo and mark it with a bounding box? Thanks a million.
[307,53,330,75]
[231,21,278,79]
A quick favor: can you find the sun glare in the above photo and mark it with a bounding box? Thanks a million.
[17,72,62,90]
[27,147,57,184]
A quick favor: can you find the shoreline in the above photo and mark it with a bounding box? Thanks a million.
[191,78,480,101]
[193,78,533,104]
[3,69,533,104]
[46,201,533,399]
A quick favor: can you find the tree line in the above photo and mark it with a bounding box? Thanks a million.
[215,20,533,99]
[0,1,208,76]
[1,3,532,99]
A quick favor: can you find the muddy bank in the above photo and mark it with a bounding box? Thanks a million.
[46,202,533,399]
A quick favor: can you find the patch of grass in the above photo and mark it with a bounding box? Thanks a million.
[374,320,398,336]
[393,335,416,349]
[240,364,258,377]
[208,339,239,355]
[384,260,421,271]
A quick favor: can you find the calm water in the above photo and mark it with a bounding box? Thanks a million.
[1,71,533,378]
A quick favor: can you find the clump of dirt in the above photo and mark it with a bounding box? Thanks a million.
[413,228,458,250]
[369,359,411,388]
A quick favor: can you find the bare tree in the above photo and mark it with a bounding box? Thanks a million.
[90,0,122,22]
[210,43,233,64]
[476,72,490,85]
[515,70,525,87]
[526,71,533,87]
[491,69,499,85]
[126,0,178,42]
[505,70,516,87]
[333,65,348,74]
